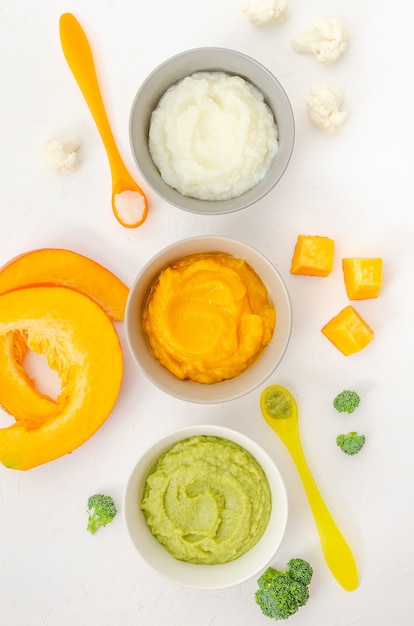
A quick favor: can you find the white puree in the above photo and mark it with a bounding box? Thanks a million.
[114,190,146,225]
[149,72,279,201]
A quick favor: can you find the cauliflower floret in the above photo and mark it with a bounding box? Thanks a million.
[41,138,80,172]
[292,17,347,64]
[306,85,347,134]
[242,0,288,26]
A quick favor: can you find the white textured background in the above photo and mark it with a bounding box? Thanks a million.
[0,1,412,624]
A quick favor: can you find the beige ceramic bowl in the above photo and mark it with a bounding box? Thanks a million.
[123,424,288,589]
[129,47,294,214]
[125,236,291,403]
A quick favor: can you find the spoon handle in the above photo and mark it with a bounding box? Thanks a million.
[286,433,359,591]
[59,13,126,178]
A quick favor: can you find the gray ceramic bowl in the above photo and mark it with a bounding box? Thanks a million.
[125,236,292,403]
[123,424,288,589]
[129,47,294,214]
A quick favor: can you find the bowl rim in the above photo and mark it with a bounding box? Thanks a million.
[122,424,289,589]
[129,46,295,215]
[124,235,292,403]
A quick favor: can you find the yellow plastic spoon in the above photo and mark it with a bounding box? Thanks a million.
[260,384,359,591]
[59,12,148,228]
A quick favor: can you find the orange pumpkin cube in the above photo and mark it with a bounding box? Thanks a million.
[342,258,383,300]
[290,235,334,277]
[321,305,374,356]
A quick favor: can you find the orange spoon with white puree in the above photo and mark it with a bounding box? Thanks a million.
[59,13,148,228]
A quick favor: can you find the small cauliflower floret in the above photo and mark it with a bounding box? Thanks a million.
[292,17,347,64]
[41,138,80,172]
[306,85,347,134]
[242,0,288,26]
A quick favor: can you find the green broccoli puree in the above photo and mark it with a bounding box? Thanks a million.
[140,435,272,564]
[264,388,293,419]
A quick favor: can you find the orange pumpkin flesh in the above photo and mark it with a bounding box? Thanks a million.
[0,248,129,321]
[0,247,128,430]
[290,235,334,277]
[0,286,123,470]
[0,331,61,428]
[342,258,383,300]
[321,305,374,356]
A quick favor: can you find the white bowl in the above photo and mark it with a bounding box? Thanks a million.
[129,47,294,214]
[123,425,288,589]
[125,236,292,403]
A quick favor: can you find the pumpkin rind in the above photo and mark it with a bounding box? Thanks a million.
[0,286,123,470]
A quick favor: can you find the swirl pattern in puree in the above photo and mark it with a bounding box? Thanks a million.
[140,435,272,564]
[143,252,276,384]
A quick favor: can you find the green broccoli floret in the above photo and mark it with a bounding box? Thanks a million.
[87,494,117,534]
[286,558,314,586]
[255,559,313,620]
[333,390,360,414]
[336,432,365,455]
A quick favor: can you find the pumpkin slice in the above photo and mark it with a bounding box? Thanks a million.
[0,286,123,470]
[0,248,129,320]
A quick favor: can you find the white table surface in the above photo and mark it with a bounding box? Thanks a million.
[1,1,412,624]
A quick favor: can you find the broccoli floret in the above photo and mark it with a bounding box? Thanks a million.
[286,558,314,586]
[336,432,365,456]
[87,494,117,534]
[255,559,313,620]
[333,390,360,414]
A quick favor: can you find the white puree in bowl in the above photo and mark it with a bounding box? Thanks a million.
[149,72,279,201]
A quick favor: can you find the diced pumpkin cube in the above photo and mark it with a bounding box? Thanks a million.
[321,305,374,356]
[290,235,334,277]
[342,258,383,300]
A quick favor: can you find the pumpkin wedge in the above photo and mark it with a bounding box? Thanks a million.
[0,248,129,320]
[0,286,123,470]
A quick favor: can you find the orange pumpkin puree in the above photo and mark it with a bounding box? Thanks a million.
[143,253,276,384]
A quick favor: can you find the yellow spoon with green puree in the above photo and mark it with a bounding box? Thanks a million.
[260,385,359,592]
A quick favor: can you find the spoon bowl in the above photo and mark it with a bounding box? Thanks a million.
[260,384,359,591]
[59,13,148,228]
